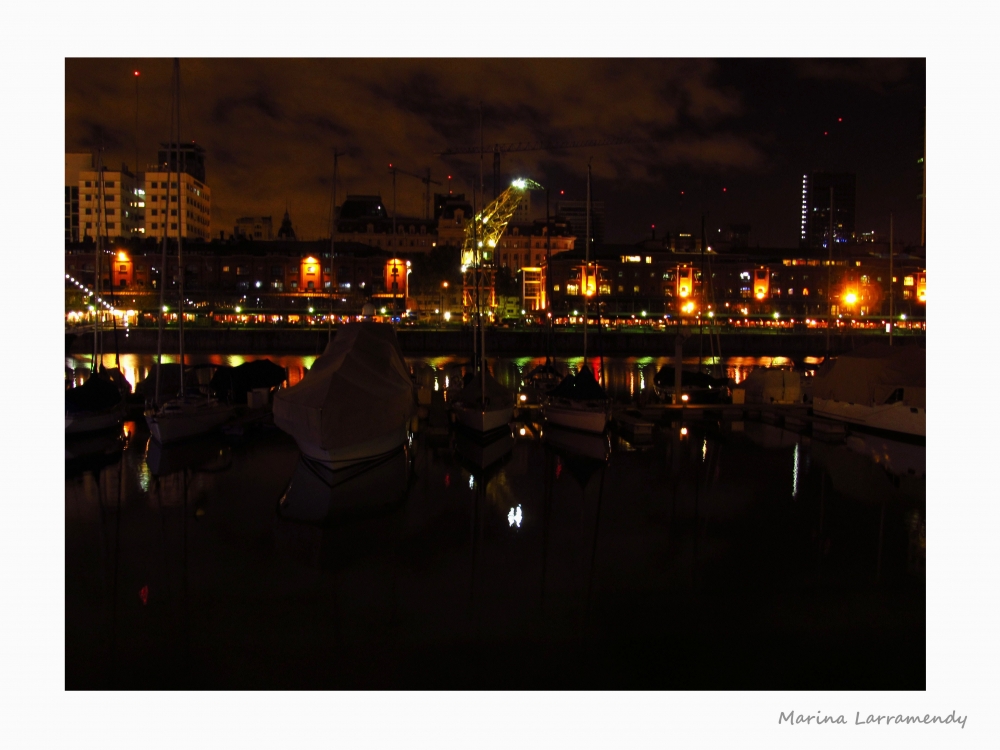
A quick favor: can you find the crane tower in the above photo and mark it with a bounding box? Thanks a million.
[462,178,543,320]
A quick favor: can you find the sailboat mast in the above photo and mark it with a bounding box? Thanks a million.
[583,162,590,363]
[328,151,339,344]
[93,150,104,374]
[154,84,174,407]
[175,59,185,396]
[889,214,894,346]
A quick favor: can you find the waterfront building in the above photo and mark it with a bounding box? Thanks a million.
[144,142,211,241]
[540,242,926,320]
[65,153,93,243]
[334,195,437,253]
[495,216,576,272]
[234,216,273,241]
[800,172,856,249]
[77,165,145,241]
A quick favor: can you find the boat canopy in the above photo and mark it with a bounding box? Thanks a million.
[65,373,122,413]
[453,370,514,409]
[273,323,415,451]
[814,343,925,408]
[549,365,607,401]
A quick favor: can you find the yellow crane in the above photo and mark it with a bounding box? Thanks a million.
[461,178,543,319]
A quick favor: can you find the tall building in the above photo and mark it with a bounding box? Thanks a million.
[557,200,606,248]
[156,142,207,182]
[800,172,856,249]
[143,142,210,241]
[65,153,93,242]
[77,165,145,241]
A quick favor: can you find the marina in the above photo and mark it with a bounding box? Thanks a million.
[65,350,925,690]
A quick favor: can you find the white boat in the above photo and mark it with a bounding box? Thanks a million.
[145,397,234,445]
[273,322,415,468]
[453,402,514,433]
[543,366,610,434]
[812,344,925,438]
[451,370,514,434]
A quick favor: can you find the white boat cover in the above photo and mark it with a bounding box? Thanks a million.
[813,343,925,408]
[273,323,415,451]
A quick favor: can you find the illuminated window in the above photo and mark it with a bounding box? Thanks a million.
[553,284,560,292]
[802,288,809,296]
[566,283,579,295]
[633,285,641,294]
[119,264,127,272]
[599,283,610,295]
[904,276,914,286]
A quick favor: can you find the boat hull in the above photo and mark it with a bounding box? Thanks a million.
[65,403,124,435]
[452,404,513,433]
[146,402,235,444]
[291,423,410,469]
[543,401,609,434]
[812,397,925,438]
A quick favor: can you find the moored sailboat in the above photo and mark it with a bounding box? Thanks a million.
[144,59,233,444]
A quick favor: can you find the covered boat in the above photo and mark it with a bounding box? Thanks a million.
[65,373,125,434]
[273,323,416,466]
[812,343,925,437]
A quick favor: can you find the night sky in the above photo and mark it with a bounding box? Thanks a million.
[65,58,925,247]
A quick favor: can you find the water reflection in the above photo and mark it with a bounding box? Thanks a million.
[66,388,925,690]
[68,354,824,406]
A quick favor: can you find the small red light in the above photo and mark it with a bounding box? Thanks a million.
[680,191,685,195]
[560,190,564,195]
[444,473,450,488]
[139,585,149,605]
[134,71,140,76]
[447,175,452,179]
[838,117,843,122]
[824,131,828,136]
[723,187,727,192]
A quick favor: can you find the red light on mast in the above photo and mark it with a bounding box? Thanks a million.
[134,70,140,76]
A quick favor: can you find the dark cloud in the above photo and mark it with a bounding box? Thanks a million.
[65,58,923,245]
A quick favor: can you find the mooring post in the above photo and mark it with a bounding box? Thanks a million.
[674,334,684,405]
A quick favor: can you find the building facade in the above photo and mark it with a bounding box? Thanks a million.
[143,170,211,241]
[77,166,145,241]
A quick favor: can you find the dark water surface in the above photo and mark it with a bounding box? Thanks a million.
[65,355,925,690]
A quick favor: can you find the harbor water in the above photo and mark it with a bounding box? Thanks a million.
[65,354,925,689]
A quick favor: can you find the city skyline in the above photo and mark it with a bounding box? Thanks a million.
[65,58,925,247]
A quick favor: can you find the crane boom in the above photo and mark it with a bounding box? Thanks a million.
[437,136,643,156]
[461,178,543,320]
